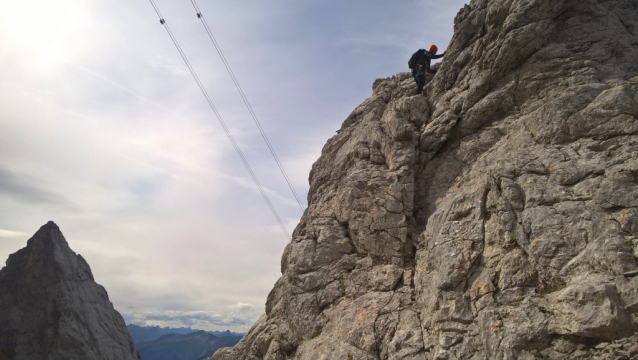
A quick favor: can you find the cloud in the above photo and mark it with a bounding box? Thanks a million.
[0,0,94,74]
[124,302,263,330]
[64,61,178,116]
[0,167,69,205]
[222,172,301,209]
[0,229,27,238]
[339,34,411,51]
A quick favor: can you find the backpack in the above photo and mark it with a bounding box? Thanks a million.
[408,49,426,70]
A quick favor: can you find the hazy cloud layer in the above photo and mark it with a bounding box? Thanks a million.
[0,0,467,331]
[0,229,28,238]
[0,167,68,204]
[125,303,262,329]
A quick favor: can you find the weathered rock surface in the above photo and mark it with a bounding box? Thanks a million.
[0,221,141,360]
[212,0,638,359]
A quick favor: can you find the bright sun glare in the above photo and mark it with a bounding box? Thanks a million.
[0,0,92,73]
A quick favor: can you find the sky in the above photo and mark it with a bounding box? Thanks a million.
[0,0,467,332]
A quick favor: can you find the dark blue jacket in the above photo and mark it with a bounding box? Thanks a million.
[415,50,445,74]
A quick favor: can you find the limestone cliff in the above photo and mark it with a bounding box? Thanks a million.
[0,222,142,360]
[212,0,638,358]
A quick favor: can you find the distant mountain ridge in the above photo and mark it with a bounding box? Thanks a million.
[126,324,244,344]
[134,330,243,360]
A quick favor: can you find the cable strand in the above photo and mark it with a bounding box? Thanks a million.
[148,0,291,239]
[190,0,306,213]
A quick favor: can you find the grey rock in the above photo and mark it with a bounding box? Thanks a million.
[624,270,638,277]
[0,221,141,360]
[211,0,638,358]
[545,278,630,339]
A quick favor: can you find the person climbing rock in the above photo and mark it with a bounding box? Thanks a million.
[408,45,445,95]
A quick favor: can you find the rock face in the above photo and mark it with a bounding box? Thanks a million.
[0,222,142,360]
[212,0,638,359]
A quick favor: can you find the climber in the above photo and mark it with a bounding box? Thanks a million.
[408,45,445,95]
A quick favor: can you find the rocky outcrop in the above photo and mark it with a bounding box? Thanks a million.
[212,0,638,359]
[0,221,142,360]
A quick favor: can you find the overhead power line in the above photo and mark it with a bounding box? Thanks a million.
[148,0,291,240]
[189,0,306,213]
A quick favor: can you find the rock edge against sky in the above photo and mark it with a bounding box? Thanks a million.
[212,0,638,359]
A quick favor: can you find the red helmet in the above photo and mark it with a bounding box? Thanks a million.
[429,45,438,54]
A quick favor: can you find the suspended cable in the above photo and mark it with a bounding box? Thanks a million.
[189,0,306,213]
[148,0,291,240]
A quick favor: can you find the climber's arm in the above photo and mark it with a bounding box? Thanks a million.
[431,52,446,59]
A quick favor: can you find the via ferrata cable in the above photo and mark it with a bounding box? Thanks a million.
[189,0,306,213]
[148,0,291,240]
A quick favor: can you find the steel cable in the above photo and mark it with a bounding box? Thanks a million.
[189,0,306,213]
[148,0,291,239]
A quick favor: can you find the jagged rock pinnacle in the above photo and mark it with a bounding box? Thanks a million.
[0,222,141,360]
[3,221,94,284]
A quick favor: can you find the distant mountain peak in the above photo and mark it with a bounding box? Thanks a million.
[26,221,67,248]
[3,220,94,285]
[0,222,141,360]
